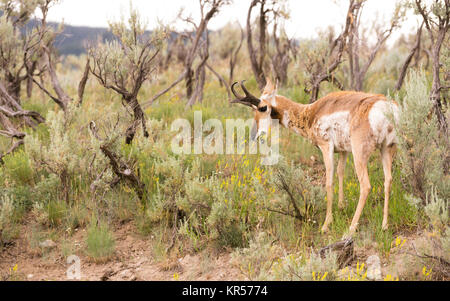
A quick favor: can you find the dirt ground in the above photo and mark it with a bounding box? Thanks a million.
[0,221,244,281]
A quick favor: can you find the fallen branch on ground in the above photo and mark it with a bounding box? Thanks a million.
[319,237,354,269]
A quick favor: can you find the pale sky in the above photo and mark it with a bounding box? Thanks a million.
[46,0,422,42]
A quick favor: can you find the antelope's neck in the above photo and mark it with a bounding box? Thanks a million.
[273,96,313,139]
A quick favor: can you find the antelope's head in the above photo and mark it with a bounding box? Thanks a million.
[231,78,278,141]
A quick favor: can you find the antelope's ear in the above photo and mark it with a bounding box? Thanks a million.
[270,79,279,99]
[263,77,275,95]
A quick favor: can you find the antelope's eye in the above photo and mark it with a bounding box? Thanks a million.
[258,106,268,112]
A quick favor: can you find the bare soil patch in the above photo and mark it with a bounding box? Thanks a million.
[0,221,243,281]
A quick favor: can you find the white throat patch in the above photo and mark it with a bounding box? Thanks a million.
[257,117,271,138]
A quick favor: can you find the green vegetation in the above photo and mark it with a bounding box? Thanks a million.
[85,219,116,262]
[2,60,447,279]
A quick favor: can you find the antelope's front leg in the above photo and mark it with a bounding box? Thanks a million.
[320,143,335,233]
[337,152,348,209]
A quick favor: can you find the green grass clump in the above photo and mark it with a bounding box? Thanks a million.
[2,150,34,186]
[85,220,116,262]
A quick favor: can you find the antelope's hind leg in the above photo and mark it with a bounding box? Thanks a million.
[348,141,374,235]
[381,144,396,231]
[320,143,335,233]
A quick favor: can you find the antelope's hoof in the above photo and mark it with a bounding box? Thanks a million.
[321,225,329,234]
[382,222,389,231]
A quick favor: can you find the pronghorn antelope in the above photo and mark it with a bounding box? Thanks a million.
[231,78,399,235]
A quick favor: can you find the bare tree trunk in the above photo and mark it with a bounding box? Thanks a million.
[271,22,292,87]
[430,28,448,133]
[144,0,229,106]
[5,79,21,103]
[229,25,244,86]
[305,0,362,103]
[247,0,267,90]
[125,97,149,145]
[186,67,194,99]
[198,64,206,103]
[187,42,209,107]
[310,87,320,104]
[395,23,424,91]
[25,61,38,98]
[61,169,70,203]
[43,47,72,111]
[26,75,33,98]
[77,57,90,106]
[415,0,449,134]
[347,1,401,91]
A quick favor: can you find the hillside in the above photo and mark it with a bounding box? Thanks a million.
[26,20,115,55]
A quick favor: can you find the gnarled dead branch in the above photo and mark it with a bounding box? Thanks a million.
[89,121,146,202]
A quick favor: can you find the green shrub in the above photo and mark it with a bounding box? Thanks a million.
[231,232,282,280]
[0,194,19,244]
[266,157,325,223]
[33,174,60,204]
[25,103,107,203]
[266,250,339,281]
[423,187,448,231]
[207,201,246,249]
[394,70,449,201]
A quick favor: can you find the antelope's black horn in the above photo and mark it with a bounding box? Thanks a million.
[231,81,243,99]
[230,80,261,108]
[240,80,253,97]
[241,81,260,107]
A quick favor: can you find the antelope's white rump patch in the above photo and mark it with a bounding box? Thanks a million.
[369,101,399,146]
